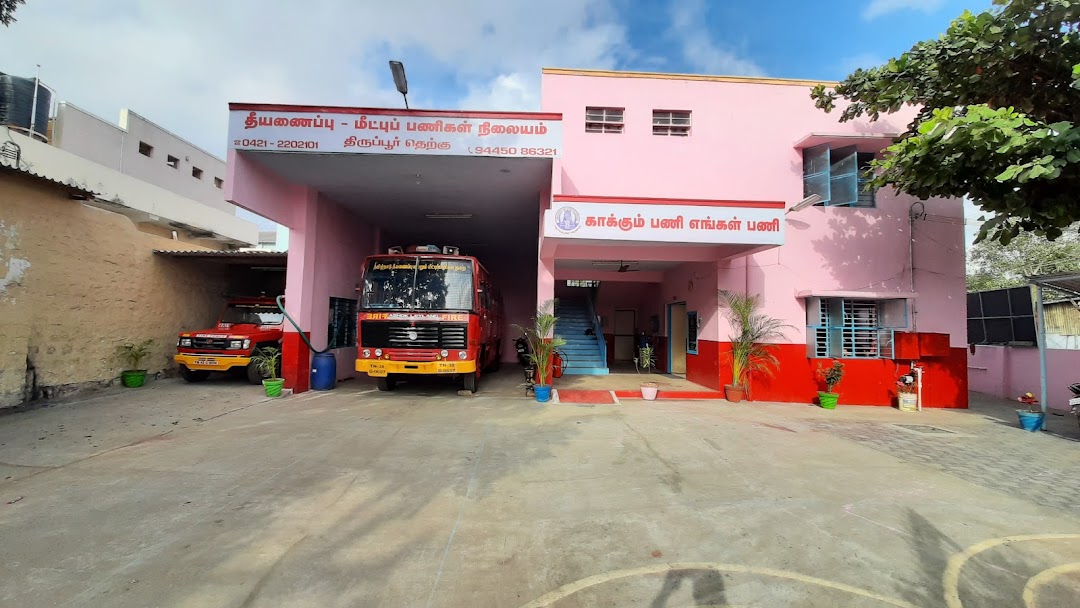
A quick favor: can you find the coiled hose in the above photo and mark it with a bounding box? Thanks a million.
[276,295,329,354]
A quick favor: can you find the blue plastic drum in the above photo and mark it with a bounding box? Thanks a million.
[310,351,337,391]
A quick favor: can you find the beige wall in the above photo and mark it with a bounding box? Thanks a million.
[0,172,230,407]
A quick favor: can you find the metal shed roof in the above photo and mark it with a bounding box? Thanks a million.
[1029,271,1080,299]
[153,249,287,266]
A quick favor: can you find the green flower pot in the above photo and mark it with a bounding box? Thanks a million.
[818,391,838,410]
[263,378,285,397]
[121,370,147,388]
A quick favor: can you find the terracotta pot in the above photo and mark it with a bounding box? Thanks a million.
[724,384,745,403]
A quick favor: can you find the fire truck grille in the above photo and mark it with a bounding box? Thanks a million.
[191,337,229,350]
[361,322,468,349]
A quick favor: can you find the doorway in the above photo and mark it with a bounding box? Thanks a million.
[668,302,687,375]
[613,309,636,361]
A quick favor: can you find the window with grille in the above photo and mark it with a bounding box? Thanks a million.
[652,110,691,136]
[566,280,601,287]
[802,145,877,207]
[585,107,624,133]
[807,298,906,358]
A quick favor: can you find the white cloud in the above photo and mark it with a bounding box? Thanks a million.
[669,0,764,76]
[839,53,887,75]
[862,0,945,20]
[0,0,633,156]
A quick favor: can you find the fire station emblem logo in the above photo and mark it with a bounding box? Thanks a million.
[554,206,580,234]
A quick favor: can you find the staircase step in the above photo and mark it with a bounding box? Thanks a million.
[561,366,609,376]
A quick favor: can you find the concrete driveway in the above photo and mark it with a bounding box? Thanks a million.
[1,373,1079,607]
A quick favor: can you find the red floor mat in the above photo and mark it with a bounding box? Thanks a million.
[555,389,616,404]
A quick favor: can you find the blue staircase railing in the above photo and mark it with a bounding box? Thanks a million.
[586,294,606,367]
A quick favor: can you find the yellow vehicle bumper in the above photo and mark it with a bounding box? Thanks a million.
[175,354,252,371]
[355,359,476,377]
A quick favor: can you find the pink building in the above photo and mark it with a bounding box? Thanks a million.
[224,68,968,406]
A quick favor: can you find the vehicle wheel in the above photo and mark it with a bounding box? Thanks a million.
[245,364,264,385]
[180,366,210,383]
[376,376,396,392]
[463,371,478,393]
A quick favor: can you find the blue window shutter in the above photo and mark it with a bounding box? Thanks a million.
[829,146,858,207]
[802,144,830,205]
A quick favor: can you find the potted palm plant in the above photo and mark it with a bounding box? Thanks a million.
[514,300,565,403]
[635,343,659,400]
[718,290,790,402]
[817,360,844,409]
[116,339,154,388]
[251,346,285,397]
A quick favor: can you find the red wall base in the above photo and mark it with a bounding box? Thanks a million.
[282,332,311,394]
[686,340,968,408]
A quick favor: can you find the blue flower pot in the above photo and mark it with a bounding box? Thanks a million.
[1017,410,1044,432]
[534,385,552,403]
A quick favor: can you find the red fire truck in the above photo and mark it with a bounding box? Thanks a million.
[355,245,503,392]
[175,297,284,383]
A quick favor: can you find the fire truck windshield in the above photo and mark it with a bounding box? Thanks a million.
[220,304,285,325]
[362,257,475,311]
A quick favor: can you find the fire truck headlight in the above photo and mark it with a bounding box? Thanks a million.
[458,350,467,360]
[179,338,192,348]
[440,350,449,358]
[374,349,383,357]
[228,340,243,349]
[242,339,251,350]
[362,349,371,358]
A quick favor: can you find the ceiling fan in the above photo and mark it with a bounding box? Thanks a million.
[592,260,640,273]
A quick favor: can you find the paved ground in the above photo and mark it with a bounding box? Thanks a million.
[1,372,1079,607]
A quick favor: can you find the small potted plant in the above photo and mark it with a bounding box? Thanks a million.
[251,346,285,397]
[896,375,918,412]
[514,300,566,403]
[817,360,844,409]
[1016,392,1044,432]
[718,290,790,402]
[116,339,154,388]
[635,343,659,400]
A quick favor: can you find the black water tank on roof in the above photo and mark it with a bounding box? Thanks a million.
[0,74,52,140]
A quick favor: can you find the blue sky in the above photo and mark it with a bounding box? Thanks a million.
[1,0,997,157]
[1,0,993,239]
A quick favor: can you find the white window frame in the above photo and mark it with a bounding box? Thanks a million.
[585,107,624,134]
[652,110,691,136]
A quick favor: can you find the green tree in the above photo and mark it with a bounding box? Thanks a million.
[1,0,25,26]
[811,0,1080,245]
[967,224,1080,291]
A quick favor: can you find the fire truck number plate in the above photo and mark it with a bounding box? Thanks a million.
[367,363,388,377]
[195,358,218,366]
[436,363,457,373]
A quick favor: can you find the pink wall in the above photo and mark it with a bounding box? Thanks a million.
[225,150,304,227]
[541,72,966,347]
[594,281,660,335]
[278,189,378,380]
[486,253,537,362]
[969,345,1080,411]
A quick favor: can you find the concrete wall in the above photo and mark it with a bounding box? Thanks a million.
[52,104,233,213]
[969,345,1080,411]
[0,171,229,407]
[541,71,967,348]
